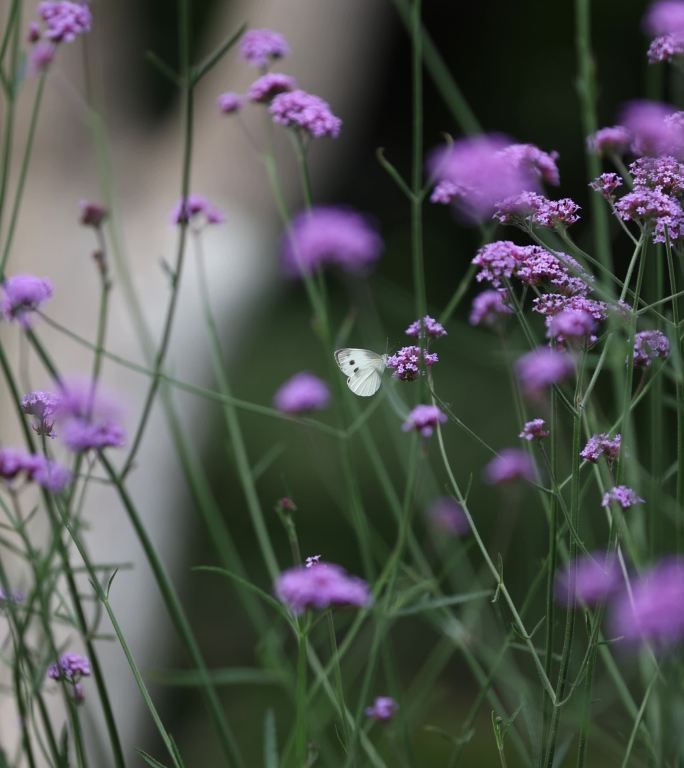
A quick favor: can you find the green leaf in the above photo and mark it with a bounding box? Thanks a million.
[263,709,279,768]
[392,589,492,616]
[138,750,169,768]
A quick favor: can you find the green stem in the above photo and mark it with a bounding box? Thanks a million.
[410,0,426,324]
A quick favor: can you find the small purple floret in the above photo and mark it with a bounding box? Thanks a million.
[365,696,398,722]
[601,485,645,509]
[580,433,621,463]
[519,419,549,441]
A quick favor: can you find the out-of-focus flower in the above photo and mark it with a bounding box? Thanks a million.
[365,696,398,722]
[79,200,107,228]
[47,652,90,703]
[587,126,632,156]
[273,372,330,415]
[427,135,559,223]
[28,41,56,72]
[282,207,382,276]
[611,557,684,648]
[402,405,447,438]
[240,28,289,69]
[601,485,645,509]
[29,456,72,493]
[0,588,24,608]
[21,390,61,437]
[55,380,126,452]
[633,329,670,367]
[614,188,684,244]
[170,195,225,227]
[36,1,91,44]
[484,449,535,485]
[247,73,297,103]
[620,100,684,157]
[589,172,623,199]
[269,89,342,139]
[0,449,31,482]
[275,562,371,614]
[515,348,574,397]
[555,552,621,605]
[648,34,684,62]
[427,497,469,536]
[644,0,684,61]
[547,309,597,344]
[275,496,297,513]
[1,275,53,327]
[469,289,513,327]
[217,92,243,115]
[519,418,549,441]
[532,294,608,323]
[580,433,622,463]
[494,192,580,228]
[386,346,438,382]
[405,315,447,339]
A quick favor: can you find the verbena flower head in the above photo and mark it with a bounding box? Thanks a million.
[427,497,469,536]
[644,1,684,63]
[630,155,684,193]
[515,348,574,397]
[614,187,684,243]
[0,448,32,482]
[590,172,623,199]
[275,562,371,614]
[29,455,72,493]
[29,41,56,72]
[269,90,342,139]
[427,135,559,223]
[484,449,535,485]
[648,34,684,61]
[365,697,398,722]
[273,372,330,415]
[21,390,61,437]
[633,329,670,367]
[170,195,225,227]
[282,207,382,276]
[386,346,438,382]
[247,73,297,103]
[47,652,90,703]
[580,433,622,463]
[36,2,91,44]
[587,126,632,155]
[240,28,289,69]
[55,379,126,452]
[402,404,447,438]
[532,293,607,322]
[79,200,107,228]
[611,557,684,648]
[555,552,621,606]
[601,485,645,509]
[1,275,53,327]
[469,289,513,327]
[620,100,684,157]
[547,309,597,344]
[305,554,321,568]
[494,192,580,228]
[405,315,447,340]
[519,418,549,441]
[217,92,243,115]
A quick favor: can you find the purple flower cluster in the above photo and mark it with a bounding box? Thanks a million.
[275,562,371,614]
[633,329,670,367]
[601,485,644,509]
[269,90,342,139]
[47,652,90,702]
[247,73,297,103]
[0,448,72,493]
[644,0,684,62]
[55,380,126,452]
[386,346,438,382]
[170,195,225,227]
[612,557,684,648]
[365,696,398,722]
[547,309,597,344]
[620,100,684,158]
[282,207,382,277]
[427,135,559,223]
[580,433,622,463]
[614,187,684,243]
[405,315,447,339]
[35,1,91,44]
[587,126,632,156]
[494,192,580,228]
[240,28,289,69]
[402,405,447,438]
[515,347,574,398]
[555,552,621,606]
[21,390,61,437]
[1,274,53,327]
[484,449,535,485]
[427,497,469,536]
[217,92,243,115]
[519,418,549,441]
[273,372,330,415]
[589,172,623,199]
[469,289,513,327]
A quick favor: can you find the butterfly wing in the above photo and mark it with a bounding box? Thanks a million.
[333,348,386,397]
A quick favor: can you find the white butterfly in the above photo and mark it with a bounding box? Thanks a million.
[334,348,388,397]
